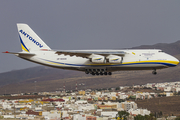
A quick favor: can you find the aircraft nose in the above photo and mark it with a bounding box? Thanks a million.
[171,56,179,66]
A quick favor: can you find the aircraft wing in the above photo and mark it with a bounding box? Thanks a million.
[55,50,125,58]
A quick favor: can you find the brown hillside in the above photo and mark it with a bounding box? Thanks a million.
[133,40,180,55]
[136,96,180,116]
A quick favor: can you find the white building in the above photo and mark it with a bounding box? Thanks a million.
[42,110,61,120]
[129,109,151,116]
[101,111,118,118]
[176,88,180,92]
[117,101,137,111]
[164,87,172,92]
[73,114,86,120]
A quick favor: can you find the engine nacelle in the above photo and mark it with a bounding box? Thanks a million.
[108,56,122,63]
[91,56,106,63]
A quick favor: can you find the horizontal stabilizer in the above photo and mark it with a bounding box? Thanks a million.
[3,51,35,56]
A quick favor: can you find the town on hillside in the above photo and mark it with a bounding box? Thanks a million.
[0,81,180,120]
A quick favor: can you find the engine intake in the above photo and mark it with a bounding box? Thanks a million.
[107,56,122,63]
[91,56,106,63]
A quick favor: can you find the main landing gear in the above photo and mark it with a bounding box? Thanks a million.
[152,69,157,75]
[85,69,112,76]
[90,72,112,76]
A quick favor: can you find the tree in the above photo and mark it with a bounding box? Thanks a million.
[158,111,163,117]
[175,117,180,120]
[134,114,155,120]
[134,115,144,120]
[118,99,125,103]
[116,111,129,120]
[116,87,120,90]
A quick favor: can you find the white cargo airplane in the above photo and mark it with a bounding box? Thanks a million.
[3,23,179,75]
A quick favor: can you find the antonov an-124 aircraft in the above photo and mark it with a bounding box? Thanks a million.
[3,24,179,75]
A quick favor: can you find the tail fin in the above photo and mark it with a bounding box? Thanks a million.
[17,23,51,52]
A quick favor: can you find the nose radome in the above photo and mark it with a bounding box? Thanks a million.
[175,58,179,65]
[171,56,179,65]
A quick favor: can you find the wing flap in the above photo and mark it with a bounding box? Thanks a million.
[55,50,125,58]
[55,51,91,58]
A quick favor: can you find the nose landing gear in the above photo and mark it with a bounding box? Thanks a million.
[152,70,157,75]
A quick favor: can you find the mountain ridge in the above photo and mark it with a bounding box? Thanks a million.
[132,40,180,55]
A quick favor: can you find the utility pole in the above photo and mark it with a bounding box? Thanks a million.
[76,82,78,91]
[63,82,66,93]
[34,81,37,93]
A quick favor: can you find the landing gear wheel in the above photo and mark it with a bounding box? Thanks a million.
[100,72,103,75]
[104,72,107,75]
[108,72,112,75]
[96,72,99,75]
[152,71,157,75]
[85,70,89,74]
[91,72,95,75]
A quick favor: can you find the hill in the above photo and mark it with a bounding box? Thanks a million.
[136,96,180,116]
[133,40,180,55]
[1,40,180,94]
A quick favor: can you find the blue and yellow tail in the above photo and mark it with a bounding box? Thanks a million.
[17,23,51,52]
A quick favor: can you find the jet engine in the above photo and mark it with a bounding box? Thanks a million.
[107,56,122,63]
[91,56,105,63]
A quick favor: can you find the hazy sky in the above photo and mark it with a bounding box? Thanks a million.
[1,1,180,73]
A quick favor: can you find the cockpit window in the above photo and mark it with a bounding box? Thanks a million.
[158,50,164,52]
